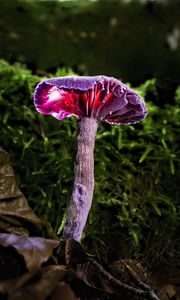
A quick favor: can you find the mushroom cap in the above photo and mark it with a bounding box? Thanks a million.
[34,75,147,125]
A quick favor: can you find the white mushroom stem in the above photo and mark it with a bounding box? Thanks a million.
[63,117,98,241]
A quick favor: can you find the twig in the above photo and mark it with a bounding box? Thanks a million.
[88,258,160,300]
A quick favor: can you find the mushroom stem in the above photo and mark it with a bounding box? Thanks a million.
[63,117,98,241]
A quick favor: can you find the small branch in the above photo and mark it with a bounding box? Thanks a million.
[120,260,150,290]
[88,258,160,300]
[56,240,160,300]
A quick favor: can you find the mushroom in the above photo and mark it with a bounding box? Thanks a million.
[34,75,147,241]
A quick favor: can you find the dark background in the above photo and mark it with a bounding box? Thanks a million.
[0,0,180,85]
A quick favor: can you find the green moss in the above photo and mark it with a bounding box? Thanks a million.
[0,59,179,267]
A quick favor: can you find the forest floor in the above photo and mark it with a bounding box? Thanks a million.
[0,148,179,300]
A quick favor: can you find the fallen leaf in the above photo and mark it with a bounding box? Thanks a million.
[159,283,177,300]
[0,233,59,270]
[0,265,78,300]
[0,148,54,238]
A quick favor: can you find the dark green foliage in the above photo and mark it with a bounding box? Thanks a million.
[90,81,180,265]
[0,60,179,267]
[0,59,77,231]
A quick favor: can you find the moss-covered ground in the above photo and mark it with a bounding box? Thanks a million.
[0,60,179,272]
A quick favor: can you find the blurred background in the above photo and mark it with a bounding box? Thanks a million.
[0,0,180,84]
[0,0,180,277]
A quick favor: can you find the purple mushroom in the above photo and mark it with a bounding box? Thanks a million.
[34,75,147,241]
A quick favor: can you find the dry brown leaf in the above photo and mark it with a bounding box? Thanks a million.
[0,148,54,238]
[52,282,79,300]
[8,266,77,300]
[0,233,59,270]
[0,265,78,300]
[158,283,177,300]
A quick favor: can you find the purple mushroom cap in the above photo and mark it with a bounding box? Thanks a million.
[34,75,147,125]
